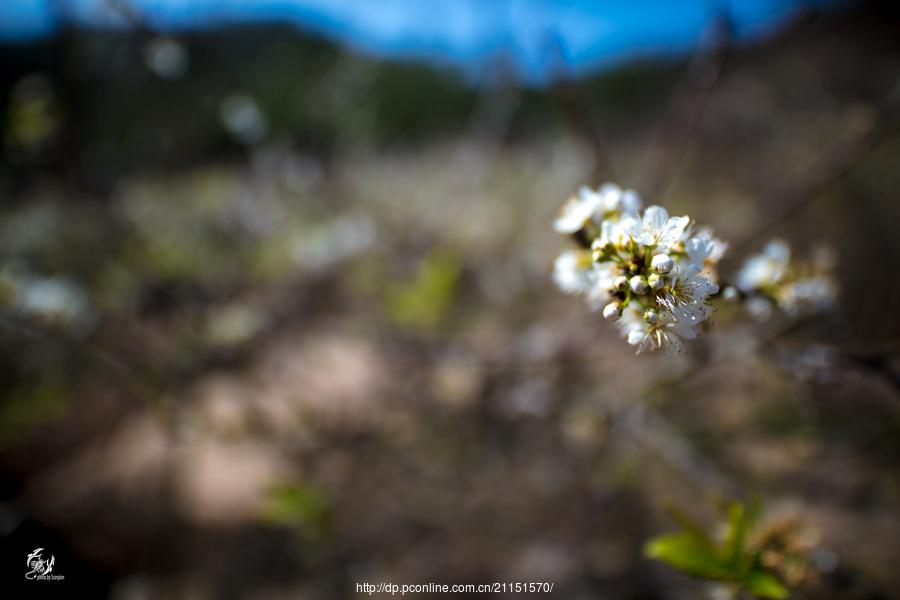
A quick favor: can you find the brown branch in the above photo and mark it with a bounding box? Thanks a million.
[639,14,733,201]
[728,109,900,257]
[546,36,615,183]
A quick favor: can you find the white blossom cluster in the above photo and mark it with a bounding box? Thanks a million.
[553,183,727,353]
[731,239,837,320]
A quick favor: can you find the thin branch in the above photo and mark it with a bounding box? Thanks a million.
[728,110,900,256]
[638,13,733,201]
[546,36,615,182]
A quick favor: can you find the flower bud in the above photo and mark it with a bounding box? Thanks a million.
[651,253,674,274]
[602,302,622,321]
[643,309,659,325]
[630,275,649,295]
[648,273,665,291]
[614,275,629,292]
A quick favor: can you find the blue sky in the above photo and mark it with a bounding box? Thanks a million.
[0,0,847,81]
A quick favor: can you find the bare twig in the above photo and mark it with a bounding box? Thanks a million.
[728,109,900,257]
[638,13,733,201]
[546,36,615,182]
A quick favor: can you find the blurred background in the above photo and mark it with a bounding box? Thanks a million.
[1,0,899,598]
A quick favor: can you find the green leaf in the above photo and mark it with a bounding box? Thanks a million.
[645,533,734,580]
[744,571,789,599]
[383,250,460,332]
[262,483,331,533]
[724,502,749,570]
[646,500,791,600]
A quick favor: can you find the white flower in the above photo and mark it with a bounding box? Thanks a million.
[736,239,837,319]
[598,182,642,214]
[553,183,642,234]
[655,262,719,339]
[636,205,690,250]
[595,216,637,249]
[684,236,715,270]
[736,239,790,292]
[616,304,692,354]
[670,263,720,305]
[554,188,603,234]
[552,249,595,294]
[552,182,732,354]
[617,305,649,345]
[585,262,621,308]
[682,226,728,267]
[781,276,836,315]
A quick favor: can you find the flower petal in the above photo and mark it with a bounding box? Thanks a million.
[642,205,669,234]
